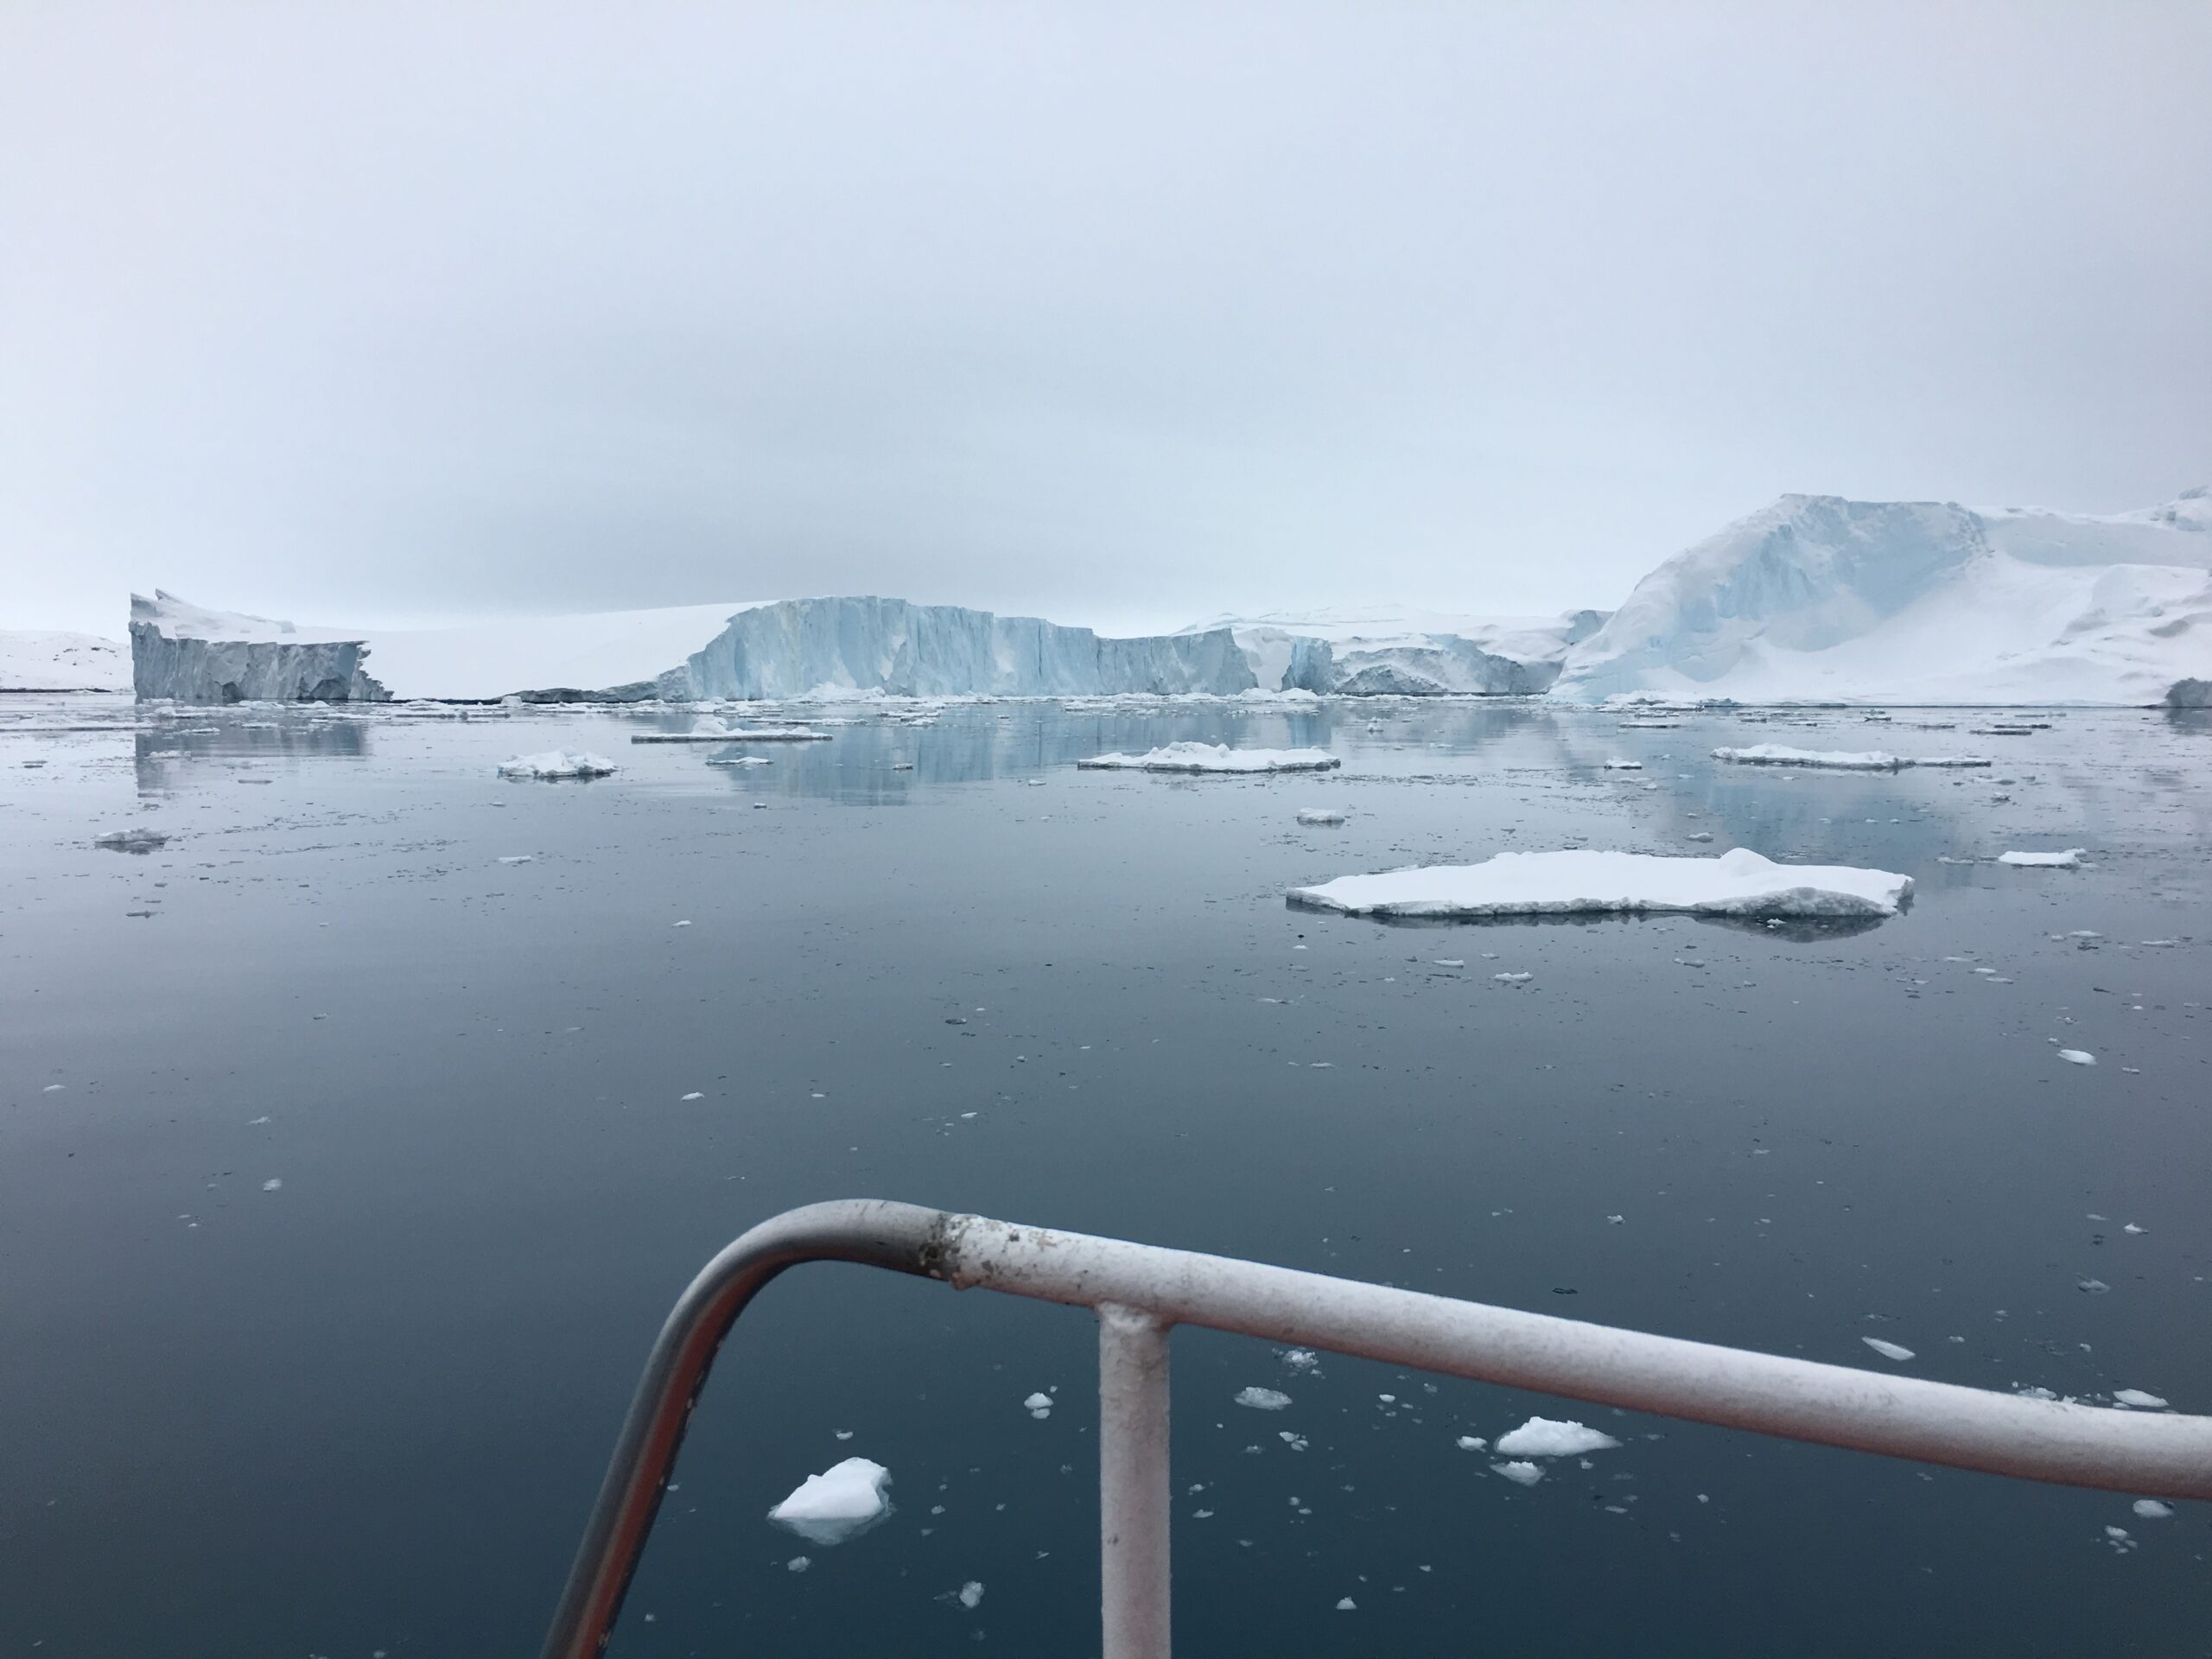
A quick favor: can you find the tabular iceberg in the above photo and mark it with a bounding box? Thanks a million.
[1186,606,1607,696]
[128,591,1256,703]
[683,596,1254,699]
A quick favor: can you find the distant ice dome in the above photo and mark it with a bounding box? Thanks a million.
[1550,490,2212,706]
[767,1457,893,1545]
[0,629,130,692]
[1078,743,1341,773]
[1289,847,1912,921]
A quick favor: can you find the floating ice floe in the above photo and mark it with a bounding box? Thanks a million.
[1023,1391,1053,1420]
[1288,848,1911,921]
[1710,744,1992,770]
[1999,849,2085,868]
[2112,1389,2169,1409]
[1078,743,1340,773]
[92,828,171,853]
[1455,1435,1487,1452]
[1494,1417,1622,1457]
[2133,1499,2174,1519]
[767,1457,893,1544]
[957,1581,985,1611]
[497,750,617,779]
[1297,809,1349,825]
[1602,758,1643,770]
[1235,1386,1293,1410]
[2057,1048,2097,1066]
[1861,1338,1916,1362]
[637,724,830,743]
[1491,1460,1545,1486]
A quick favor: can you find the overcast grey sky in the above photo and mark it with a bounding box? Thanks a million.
[3,2,2207,638]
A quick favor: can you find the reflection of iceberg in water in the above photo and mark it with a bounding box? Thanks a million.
[134,715,370,794]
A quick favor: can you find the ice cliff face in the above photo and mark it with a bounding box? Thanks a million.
[130,591,1255,702]
[683,598,1255,699]
[1192,607,1607,696]
[130,592,388,702]
[1551,493,2212,706]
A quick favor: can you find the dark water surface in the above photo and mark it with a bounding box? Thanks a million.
[3,695,2208,1656]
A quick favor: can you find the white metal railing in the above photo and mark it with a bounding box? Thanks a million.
[541,1199,2212,1659]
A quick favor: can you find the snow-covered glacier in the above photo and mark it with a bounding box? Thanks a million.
[1,629,130,691]
[1186,606,1607,696]
[130,590,1254,702]
[1549,490,2211,706]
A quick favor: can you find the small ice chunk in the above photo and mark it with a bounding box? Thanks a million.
[2113,1389,2169,1409]
[93,828,171,852]
[1455,1435,1487,1452]
[1603,758,1643,769]
[1281,1349,1320,1371]
[1998,849,2085,868]
[1297,809,1349,826]
[957,1581,984,1610]
[1493,971,1532,982]
[1862,1338,1916,1363]
[498,750,617,780]
[1235,1387,1292,1410]
[261,1178,282,1192]
[680,1091,704,1102]
[1024,1391,1053,1419]
[786,1555,810,1572]
[1491,1459,1545,1486]
[2133,1499,2173,1519]
[768,1457,893,1544]
[1335,1597,1357,1611]
[1494,1417,1621,1457]
[497,855,534,864]
[2057,1049,2096,1066]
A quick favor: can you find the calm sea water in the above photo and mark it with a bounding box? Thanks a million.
[2,695,2206,1656]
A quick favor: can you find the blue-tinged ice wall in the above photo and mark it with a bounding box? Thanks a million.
[684,598,1256,698]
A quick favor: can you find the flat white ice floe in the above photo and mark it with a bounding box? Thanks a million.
[1861,1338,1916,1362]
[2112,1389,2168,1408]
[1235,1386,1293,1410]
[1999,848,2085,868]
[767,1457,893,1545]
[2057,1048,2096,1066]
[1077,743,1340,773]
[1491,1460,1545,1486]
[1289,847,1911,921]
[1296,808,1349,825]
[1494,1417,1621,1457]
[497,750,617,779]
[1711,744,1992,770]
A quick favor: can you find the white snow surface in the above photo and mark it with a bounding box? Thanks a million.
[1712,744,1990,770]
[1079,743,1341,773]
[1493,1417,1622,1457]
[767,1457,893,1545]
[1551,491,2212,706]
[0,629,130,691]
[497,751,618,779]
[1290,847,1911,921]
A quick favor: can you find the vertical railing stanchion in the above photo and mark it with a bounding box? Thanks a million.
[1097,1303,1173,1659]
